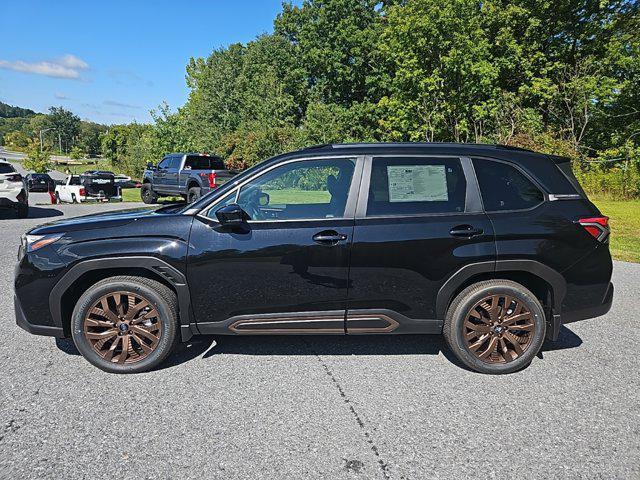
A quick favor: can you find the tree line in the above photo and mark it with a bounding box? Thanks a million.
[116,0,640,197]
[0,103,106,159]
[3,0,639,198]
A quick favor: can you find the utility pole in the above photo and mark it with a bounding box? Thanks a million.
[39,128,54,152]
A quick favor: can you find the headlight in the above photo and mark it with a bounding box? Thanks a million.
[24,233,63,252]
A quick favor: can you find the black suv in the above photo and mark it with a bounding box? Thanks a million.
[14,143,613,374]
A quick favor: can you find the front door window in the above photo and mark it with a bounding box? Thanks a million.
[236,158,356,221]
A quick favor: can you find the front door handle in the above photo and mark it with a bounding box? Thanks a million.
[313,230,348,245]
[449,225,484,238]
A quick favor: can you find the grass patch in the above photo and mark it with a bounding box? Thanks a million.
[591,197,640,263]
[122,188,142,202]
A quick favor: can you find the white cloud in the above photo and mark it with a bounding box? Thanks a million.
[54,92,67,99]
[58,54,88,70]
[0,54,89,80]
[103,100,140,109]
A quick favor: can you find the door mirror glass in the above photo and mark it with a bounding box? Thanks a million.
[215,204,249,226]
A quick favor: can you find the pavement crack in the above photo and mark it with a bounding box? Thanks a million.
[311,350,391,480]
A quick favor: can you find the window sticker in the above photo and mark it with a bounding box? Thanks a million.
[387,165,448,202]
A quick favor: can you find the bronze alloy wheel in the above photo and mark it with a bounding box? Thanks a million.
[83,291,162,364]
[463,294,535,364]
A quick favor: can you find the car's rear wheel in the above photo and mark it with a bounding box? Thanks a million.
[187,186,201,203]
[141,184,159,204]
[443,280,546,374]
[55,192,61,204]
[71,276,179,373]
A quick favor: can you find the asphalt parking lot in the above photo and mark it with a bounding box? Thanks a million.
[0,202,638,479]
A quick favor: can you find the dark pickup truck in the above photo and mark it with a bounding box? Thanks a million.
[141,153,235,203]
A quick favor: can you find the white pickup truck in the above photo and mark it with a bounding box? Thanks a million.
[55,174,121,203]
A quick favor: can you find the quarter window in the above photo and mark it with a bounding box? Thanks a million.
[366,157,467,216]
[236,158,356,221]
[472,158,544,211]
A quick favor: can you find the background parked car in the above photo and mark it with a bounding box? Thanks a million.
[141,153,236,204]
[25,173,55,193]
[0,159,28,217]
[55,172,121,203]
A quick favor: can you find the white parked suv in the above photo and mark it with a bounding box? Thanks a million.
[0,159,28,218]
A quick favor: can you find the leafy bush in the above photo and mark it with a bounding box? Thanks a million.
[23,139,51,173]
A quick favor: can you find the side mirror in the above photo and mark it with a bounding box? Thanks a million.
[215,203,249,226]
[147,162,155,170]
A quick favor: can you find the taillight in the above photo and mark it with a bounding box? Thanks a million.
[578,216,609,242]
[207,172,217,188]
[79,188,86,197]
[6,173,22,182]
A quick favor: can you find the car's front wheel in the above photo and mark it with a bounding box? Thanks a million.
[71,276,179,373]
[443,280,546,374]
[141,184,159,204]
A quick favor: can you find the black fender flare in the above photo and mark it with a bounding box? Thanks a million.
[186,178,203,191]
[436,260,566,339]
[49,256,194,341]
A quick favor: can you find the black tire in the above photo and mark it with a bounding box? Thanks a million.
[443,280,546,374]
[141,184,159,204]
[71,276,179,374]
[15,202,29,218]
[55,192,61,204]
[71,193,78,204]
[187,186,202,203]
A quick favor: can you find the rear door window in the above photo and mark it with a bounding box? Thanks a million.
[168,156,182,170]
[472,158,544,211]
[366,157,467,216]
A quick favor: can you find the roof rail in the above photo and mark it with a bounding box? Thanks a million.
[297,142,538,154]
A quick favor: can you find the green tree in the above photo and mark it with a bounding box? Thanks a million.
[3,130,30,150]
[69,145,84,159]
[47,106,80,153]
[78,121,107,156]
[23,139,51,173]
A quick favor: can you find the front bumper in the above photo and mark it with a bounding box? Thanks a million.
[15,294,64,337]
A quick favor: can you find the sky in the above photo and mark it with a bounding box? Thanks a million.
[0,0,293,124]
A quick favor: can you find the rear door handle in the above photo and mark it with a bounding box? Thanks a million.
[313,230,348,245]
[449,225,484,238]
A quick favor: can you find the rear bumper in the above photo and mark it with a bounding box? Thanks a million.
[562,282,614,324]
[15,294,64,338]
[82,195,122,203]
